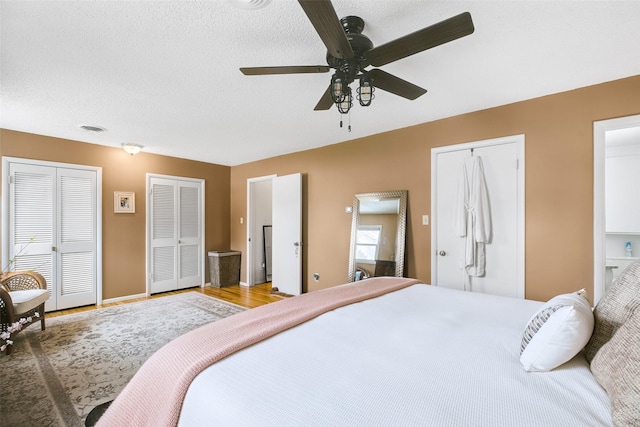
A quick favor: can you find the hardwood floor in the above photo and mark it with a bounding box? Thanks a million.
[47,283,286,318]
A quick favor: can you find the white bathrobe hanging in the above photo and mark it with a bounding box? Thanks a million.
[454,155,491,288]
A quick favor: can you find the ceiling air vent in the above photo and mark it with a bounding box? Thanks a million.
[228,0,271,10]
[80,125,107,133]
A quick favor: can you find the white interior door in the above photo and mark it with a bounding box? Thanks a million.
[272,173,302,296]
[432,150,469,289]
[9,163,57,309]
[149,175,203,294]
[150,177,177,293]
[56,168,98,309]
[177,181,203,289]
[7,161,99,311]
[432,136,525,298]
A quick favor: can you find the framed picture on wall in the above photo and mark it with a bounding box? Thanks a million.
[114,191,135,213]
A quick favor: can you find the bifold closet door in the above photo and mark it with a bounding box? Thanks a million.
[149,176,203,294]
[9,163,97,311]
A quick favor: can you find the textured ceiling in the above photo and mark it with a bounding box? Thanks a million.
[1,1,639,166]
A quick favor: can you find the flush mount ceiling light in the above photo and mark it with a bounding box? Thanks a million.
[228,0,271,10]
[122,143,143,155]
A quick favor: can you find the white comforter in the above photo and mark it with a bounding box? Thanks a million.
[179,284,611,426]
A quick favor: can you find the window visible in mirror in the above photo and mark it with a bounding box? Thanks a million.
[356,225,382,263]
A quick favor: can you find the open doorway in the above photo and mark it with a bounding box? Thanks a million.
[246,173,303,295]
[246,175,274,287]
[594,114,640,305]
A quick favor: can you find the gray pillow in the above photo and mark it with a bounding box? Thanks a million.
[590,309,640,426]
[585,260,640,362]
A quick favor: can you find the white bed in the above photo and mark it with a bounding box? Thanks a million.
[178,283,611,426]
[100,270,640,427]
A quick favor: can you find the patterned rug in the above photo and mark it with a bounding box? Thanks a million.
[1,292,246,427]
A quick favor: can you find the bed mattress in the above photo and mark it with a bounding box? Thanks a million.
[179,284,612,426]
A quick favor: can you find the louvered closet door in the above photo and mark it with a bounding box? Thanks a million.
[177,181,202,289]
[56,168,97,309]
[149,176,203,294]
[150,178,178,293]
[9,163,97,311]
[9,163,57,310]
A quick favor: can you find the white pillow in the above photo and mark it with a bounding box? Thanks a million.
[520,289,594,372]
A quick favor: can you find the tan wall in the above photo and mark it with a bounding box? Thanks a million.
[2,75,639,303]
[231,75,640,301]
[0,130,230,300]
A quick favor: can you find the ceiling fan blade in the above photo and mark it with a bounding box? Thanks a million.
[367,12,474,67]
[240,66,330,75]
[298,0,354,59]
[368,69,427,100]
[314,86,334,110]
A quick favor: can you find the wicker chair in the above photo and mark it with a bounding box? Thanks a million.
[0,271,49,355]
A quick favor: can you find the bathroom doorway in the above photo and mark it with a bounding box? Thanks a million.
[594,114,640,304]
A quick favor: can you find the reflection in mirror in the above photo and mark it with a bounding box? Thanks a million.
[348,190,408,282]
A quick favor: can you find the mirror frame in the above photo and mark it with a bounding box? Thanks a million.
[348,190,408,282]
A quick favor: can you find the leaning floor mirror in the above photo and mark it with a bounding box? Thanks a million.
[348,190,408,282]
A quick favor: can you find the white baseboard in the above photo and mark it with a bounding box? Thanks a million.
[101,292,147,305]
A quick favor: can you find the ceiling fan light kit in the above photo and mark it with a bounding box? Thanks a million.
[240,0,474,117]
[357,73,374,107]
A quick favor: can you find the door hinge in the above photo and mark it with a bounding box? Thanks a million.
[9,175,14,184]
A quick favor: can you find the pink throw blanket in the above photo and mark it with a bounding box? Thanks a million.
[96,277,421,427]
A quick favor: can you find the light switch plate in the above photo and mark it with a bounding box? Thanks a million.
[422,215,429,225]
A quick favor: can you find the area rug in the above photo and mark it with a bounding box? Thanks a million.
[1,292,246,427]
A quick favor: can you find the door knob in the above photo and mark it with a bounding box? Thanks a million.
[439,250,447,256]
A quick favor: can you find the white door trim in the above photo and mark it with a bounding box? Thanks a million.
[431,134,525,298]
[246,174,276,287]
[593,114,640,305]
[1,156,103,304]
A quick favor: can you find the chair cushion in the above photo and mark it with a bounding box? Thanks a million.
[11,289,49,314]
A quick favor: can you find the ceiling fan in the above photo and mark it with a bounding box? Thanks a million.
[240,0,474,114]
